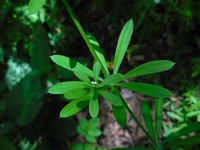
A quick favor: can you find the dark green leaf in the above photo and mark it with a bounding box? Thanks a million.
[101,91,122,106]
[50,55,93,78]
[172,134,200,146]
[28,0,46,15]
[113,19,134,74]
[30,26,51,74]
[141,101,156,142]
[4,73,42,126]
[60,95,90,118]
[154,98,163,141]
[0,47,4,63]
[84,143,96,149]
[0,138,17,150]
[48,81,89,94]
[124,60,175,79]
[87,33,109,75]
[111,87,127,126]
[117,82,173,98]
[93,61,101,81]
[112,105,127,126]
[99,73,124,87]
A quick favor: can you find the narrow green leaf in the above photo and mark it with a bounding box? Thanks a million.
[89,96,99,118]
[100,91,122,106]
[124,60,175,79]
[154,98,163,141]
[172,134,200,146]
[99,73,124,87]
[117,82,173,98]
[141,101,156,142]
[48,81,88,94]
[64,88,88,99]
[112,105,127,126]
[74,69,90,82]
[87,33,109,75]
[111,87,127,126]
[167,112,183,121]
[28,0,46,15]
[50,55,93,78]
[93,61,101,81]
[113,19,134,74]
[60,95,90,118]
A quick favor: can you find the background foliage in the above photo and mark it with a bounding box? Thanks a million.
[0,0,200,149]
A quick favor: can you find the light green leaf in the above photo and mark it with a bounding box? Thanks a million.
[141,101,156,142]
[101,91,122,106]
[124,60,175,79]
[112,105,127,127]
[50,55,94,78]
[89,96,99,118]
[64,88,88,99]
[28,0,46,15]
[167,112,183,121]
[48,81,89,94]
[60,95,90,118]
[113,19,134,74]
[87,33,109,75]
[99,73,124,87]
[165,122,200,142]
[187,111,200,117]
[93,61,101,81]
[89,118,100,129]
[74,69,90,82]
[85,135,96,143]
[117,82,173,98]
[88,128,101,137]
[154,98,163,141]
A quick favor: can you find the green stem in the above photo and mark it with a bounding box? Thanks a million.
[121,97,157,147]
[62,0,108,77]
[113,87,157,147]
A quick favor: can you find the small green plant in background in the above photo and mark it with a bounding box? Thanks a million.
[71,118,105,150]
[164,86,200,137]
[77,118,101,143]
[27,0,200,149]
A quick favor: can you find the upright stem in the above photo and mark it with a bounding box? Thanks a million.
[121,97,157,147]
[113,87,157,147]
[62,0,108,77]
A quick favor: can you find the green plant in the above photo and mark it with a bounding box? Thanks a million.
[163,86,200,137]
[27,0,200,149]
[71,118,106,150]
[46,1,174,149]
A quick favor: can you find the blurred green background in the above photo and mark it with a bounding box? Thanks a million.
[0,0,200,149]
